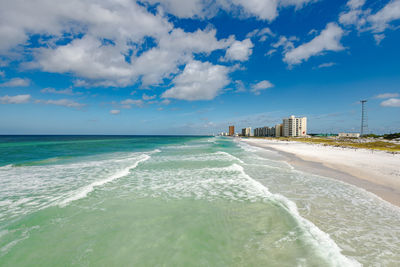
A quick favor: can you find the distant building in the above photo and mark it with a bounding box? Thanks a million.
[338,133,360,138]
[254,126,276,137]
[229,126,235,136]
[283,115,307,137]
[275,124,283,137]
[242,127,251,137]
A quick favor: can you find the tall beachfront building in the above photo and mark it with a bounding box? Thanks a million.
[275,124,283,137]
[282,116,307,137]
[242,128,251,137]
[229,126,235,136]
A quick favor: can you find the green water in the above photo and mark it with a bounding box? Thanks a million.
[0,136,399,266]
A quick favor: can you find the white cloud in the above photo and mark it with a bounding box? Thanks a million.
[33,35,136,87]
[339,0,366,29]
[283,23,344,65]
[36,99,85,108]
[110,109,120,115]
[380,98,400,107]
[347,0,365,9]
[373,34,386,45]
[143,0,212,18]
[250,80,274,95]
[144,0,317,21]
[161,99,171,105]
[272,36,296,51]
[142,94,156,100]
[368,0,400,33]
[120,99,144,108]
[317,62,336,68]
[231,0,279,21]
[374,93,399,99]
[0,0,171,53]
[234,80,246,92]
[0,70,5,78]
[162,60,230,101]
[0,94,31,104]
[224,39,254,61]
[339,0,400,39]
[0,77,30,87]
[41,87,77,95]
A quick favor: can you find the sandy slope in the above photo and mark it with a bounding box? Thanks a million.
[242,138,400,207]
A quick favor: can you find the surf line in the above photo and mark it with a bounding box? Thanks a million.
[232,163,361,267]
[58,154,151,207]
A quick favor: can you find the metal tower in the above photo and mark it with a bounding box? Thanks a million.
[360,100,368,136]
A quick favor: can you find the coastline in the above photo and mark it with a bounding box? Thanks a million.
[241,138,400,207]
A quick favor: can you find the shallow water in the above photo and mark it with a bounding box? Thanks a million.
[0,136,399,266]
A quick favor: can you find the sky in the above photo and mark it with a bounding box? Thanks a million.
[0,0,399,135]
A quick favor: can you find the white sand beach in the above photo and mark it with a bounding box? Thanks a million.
[242,138,400,207]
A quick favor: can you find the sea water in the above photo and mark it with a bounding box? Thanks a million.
[0,136,399,266]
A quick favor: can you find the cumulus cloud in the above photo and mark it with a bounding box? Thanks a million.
[35,99,85,108]
[283,23,345,65]
[41,87,77,95]
[0,94,31,104]
[143,0,317,21]
[368,0,400,33]
[339,0,366,29]
[339,0,400,43]
[374,93,399,99]
[162,60,230,101]
[224,39,254,61]
[250,80,274,95]
[110,109,120,115]
[0,77,30,87]
[142,0,212,18]
[120,99,144,108]
[0,0,171,53]
[380,98,400,107]
[230,0,279,21]
[142,94,156,100]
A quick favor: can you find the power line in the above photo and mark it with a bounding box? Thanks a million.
[360,100,368,136]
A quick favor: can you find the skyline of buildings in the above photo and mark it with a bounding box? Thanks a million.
[236,115,308,137]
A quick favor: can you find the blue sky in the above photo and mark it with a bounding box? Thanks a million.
[0,0,399,135]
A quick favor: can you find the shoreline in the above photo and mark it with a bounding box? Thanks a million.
[241,138,400,207]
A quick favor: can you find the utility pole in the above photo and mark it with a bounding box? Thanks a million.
[360,100,368,136]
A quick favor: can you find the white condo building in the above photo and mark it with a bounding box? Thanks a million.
[242,127,251,137]
[282,115,307,137]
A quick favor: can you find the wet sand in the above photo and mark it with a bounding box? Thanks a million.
[243,139,400,207]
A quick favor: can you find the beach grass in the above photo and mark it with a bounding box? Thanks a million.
[249,137,400,153]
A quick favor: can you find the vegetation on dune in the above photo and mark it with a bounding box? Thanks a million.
[250,136,400,153]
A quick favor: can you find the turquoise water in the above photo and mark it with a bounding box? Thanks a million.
[0,136,399,266]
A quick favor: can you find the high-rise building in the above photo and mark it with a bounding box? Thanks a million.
[242,127,251,137]
[229,126,235,136]
[275,124,283,137]
[282,116,307,137]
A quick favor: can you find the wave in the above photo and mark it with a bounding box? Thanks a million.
[214,151,245,164]
[231,163,360,266]
[58,154,151,207]
[0,164,13,170]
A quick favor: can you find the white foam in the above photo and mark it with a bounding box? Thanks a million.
[231,164,361,266]
[214,151,245,164]
[58,154,150,207]
[0,164,13,170]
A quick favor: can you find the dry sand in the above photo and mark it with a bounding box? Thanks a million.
[242,138,400,207]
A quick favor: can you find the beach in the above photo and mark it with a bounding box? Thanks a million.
[242,138,400,207]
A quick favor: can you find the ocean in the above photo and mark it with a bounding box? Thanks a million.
[0,135,399,266]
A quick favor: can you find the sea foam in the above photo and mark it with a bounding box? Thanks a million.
[58,154,151,207]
